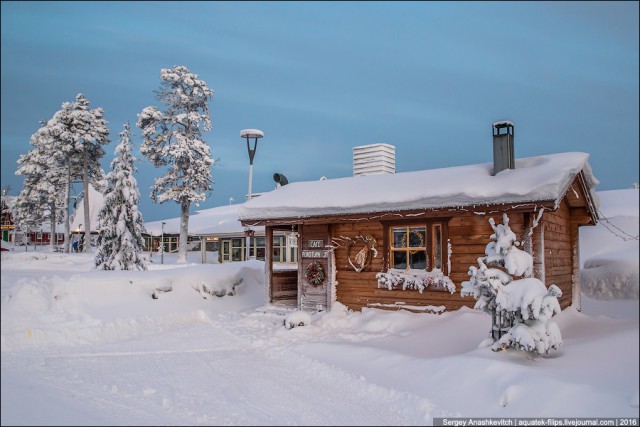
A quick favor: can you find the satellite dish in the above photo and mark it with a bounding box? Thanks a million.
[273,173,289,187]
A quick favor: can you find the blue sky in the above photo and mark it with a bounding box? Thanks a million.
[1,1,638,222]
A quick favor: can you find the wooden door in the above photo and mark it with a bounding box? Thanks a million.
[298,224,332,312]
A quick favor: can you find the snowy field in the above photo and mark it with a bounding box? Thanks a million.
[2,192,638,425]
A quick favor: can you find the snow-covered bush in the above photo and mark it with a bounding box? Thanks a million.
[461,213,563,355]
[376,269,456,293]
[283,310,312,330]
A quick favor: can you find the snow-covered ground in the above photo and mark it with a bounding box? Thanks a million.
[580,189,639,300]
[2,191,638,425]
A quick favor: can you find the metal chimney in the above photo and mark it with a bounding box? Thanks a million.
[492,121,515,175]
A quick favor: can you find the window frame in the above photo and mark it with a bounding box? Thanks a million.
[390,225,428,270]
[383,218,449,275]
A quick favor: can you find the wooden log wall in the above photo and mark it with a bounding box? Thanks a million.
[325,206,577,313]
[332,222,384,311]
[332,218,503,312]
[448,212,527,308]
[271,270,298,302]
[538,199,575,309]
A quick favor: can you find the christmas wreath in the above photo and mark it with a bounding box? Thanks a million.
[304,261,325,286]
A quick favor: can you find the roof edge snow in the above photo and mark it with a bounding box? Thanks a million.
[238,152,599,222]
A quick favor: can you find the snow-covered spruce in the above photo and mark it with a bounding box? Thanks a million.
[95,123,148,271]
[461,213,563,355]
[283,310,312,330]
[137,65,214,264]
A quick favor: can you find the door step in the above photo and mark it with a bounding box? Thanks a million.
[255,302,299,317]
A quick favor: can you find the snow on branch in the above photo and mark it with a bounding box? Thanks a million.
[461,213,563,355]
[377,269,456,294]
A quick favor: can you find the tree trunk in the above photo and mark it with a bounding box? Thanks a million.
[82,147,91,253]
[49,207,56,252]
[177,199,190,263]
[63,166,71,253]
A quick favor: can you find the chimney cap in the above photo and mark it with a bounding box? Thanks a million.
[492,120,514,128]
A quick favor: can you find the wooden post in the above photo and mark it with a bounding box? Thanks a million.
[265,226,273,305]
[570,223,581,311]
[532,217,545,283]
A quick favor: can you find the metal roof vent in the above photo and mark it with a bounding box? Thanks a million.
[492,121,515,175]
[273,173,289,187]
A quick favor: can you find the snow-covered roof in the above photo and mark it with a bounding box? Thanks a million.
[238,152,599,222]
[1,195,17,209]
[69,185,105,233]
[144,204,263,236]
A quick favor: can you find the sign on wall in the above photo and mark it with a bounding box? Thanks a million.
[308,240,324,248]
[301,250,329,258]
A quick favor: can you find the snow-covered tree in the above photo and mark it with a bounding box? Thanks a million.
[15,121,67,250]
[137,65,214,263]
[41,94,110,253]
[95,123,147,271]
[461,213,563,355]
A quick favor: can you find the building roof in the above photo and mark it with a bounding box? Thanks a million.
[69,184,105,233]
[238,152,599,222]
[144,204,261,236]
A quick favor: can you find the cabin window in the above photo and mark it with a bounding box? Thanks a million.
[378,220,454,293]
[388,221,446,273]
[391,226,427,270]
[433,224,442,270]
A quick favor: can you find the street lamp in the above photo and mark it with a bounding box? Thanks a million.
[161,222,166,264]
[240,128,264,261]
[76,224,83,253]
[240,129,264,201]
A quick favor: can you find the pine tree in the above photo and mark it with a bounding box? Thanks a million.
[461,213,563,355]
[15,121,67,250]
[137,65,214,263]
[42,94,110,253]
[95,123,148,271]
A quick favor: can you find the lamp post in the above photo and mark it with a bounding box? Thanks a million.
[161,222,166,264]
[76,224,83,253]
[240,129,264,261]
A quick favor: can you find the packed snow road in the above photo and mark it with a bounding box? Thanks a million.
[2,314,431,425]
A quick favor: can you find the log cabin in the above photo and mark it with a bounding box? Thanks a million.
[239,122,599,313]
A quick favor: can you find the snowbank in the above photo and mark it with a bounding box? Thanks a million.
[0,252,264,351]
[580,189,639,300]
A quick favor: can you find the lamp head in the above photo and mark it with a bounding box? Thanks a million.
[240,129,264,139]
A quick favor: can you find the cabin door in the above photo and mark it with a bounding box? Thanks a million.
[298,224,332,312]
